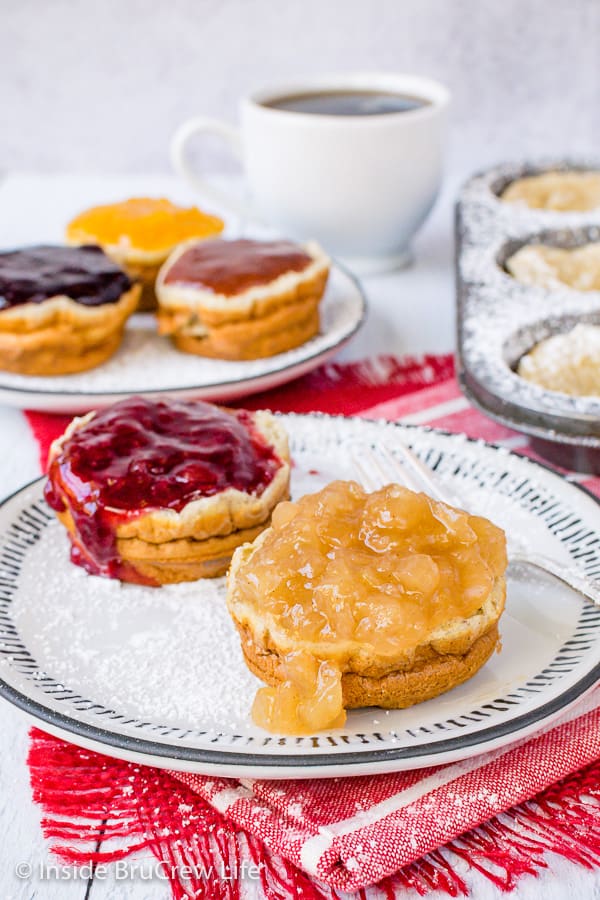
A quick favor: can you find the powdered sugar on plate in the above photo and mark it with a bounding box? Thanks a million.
[14,524,262,731]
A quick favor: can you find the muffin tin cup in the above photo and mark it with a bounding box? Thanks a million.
[456,159,600,473]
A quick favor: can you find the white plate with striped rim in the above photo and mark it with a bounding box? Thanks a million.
[0,413,598,778]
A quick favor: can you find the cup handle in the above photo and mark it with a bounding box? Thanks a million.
[170,117,252,218]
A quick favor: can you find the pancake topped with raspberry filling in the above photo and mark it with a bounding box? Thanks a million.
[45,396,290,585]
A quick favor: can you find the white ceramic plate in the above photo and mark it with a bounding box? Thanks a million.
[0,264,366,413]
[0,414,598,778]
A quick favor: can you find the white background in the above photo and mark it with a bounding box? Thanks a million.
[2,0,599,178]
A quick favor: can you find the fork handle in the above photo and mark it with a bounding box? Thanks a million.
[510,551,600,608]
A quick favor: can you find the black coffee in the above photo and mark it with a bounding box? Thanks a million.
[264,90,428,117]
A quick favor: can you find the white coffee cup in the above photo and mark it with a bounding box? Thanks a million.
[170,73,449,274]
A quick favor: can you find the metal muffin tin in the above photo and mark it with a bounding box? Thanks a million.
[456,158,600,472]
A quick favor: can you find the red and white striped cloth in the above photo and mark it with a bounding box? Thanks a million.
[25,354,600,899]
[171,692,600,892]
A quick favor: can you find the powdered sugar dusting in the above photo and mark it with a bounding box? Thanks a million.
[14,521,262,730]
[457,158,600,442]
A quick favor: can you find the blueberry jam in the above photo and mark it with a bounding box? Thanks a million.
[44,397,281,584]
[0,245,131,310]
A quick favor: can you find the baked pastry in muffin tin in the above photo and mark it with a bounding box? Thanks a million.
[501,170,600,212]
[456,159,600,471]
[506,241,600,292]
[0,245,139,375]
[227,479,507,734]
[517,323,600,396]
[66,197,224,311]
[156,237,330,360]
[44,396,290,585]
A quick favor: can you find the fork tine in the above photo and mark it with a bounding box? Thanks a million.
[351,450,384,492]
[365,447,414,491]
[380,443,459,507]
[351,446,422,494]
[374,444,430,495]
[351,443,455,505]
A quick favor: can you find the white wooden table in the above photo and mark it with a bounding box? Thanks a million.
[0,174,598,900]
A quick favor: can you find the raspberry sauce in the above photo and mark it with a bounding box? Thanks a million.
[163,239,311,296]
[0,245,132,310]
[44,397,282,584]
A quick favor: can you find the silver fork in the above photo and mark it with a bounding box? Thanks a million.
[351,443,600,609]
